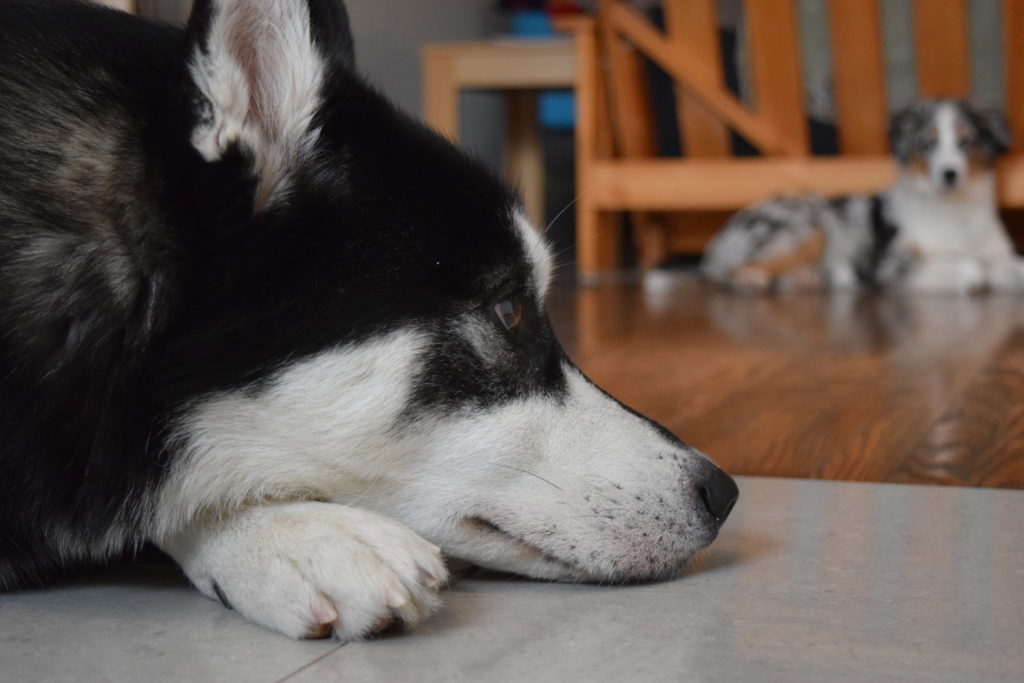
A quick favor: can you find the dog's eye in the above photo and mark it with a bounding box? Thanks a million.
[493,298,522,332]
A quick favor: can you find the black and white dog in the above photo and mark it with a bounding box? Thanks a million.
[701,100,1018,294]
[0,0,738,640]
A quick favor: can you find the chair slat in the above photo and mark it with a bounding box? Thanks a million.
[913,0,970,98]
[1004,0,1024,147]
[606,2,795,154]
[599,9,658,159]
[664,0,730,157]
[743,0,810,155]
[828,0,888,154]
[574,17,622,275]
[597,1,663,270]
[588,158,897,211]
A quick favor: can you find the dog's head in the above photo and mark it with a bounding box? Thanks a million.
[159,0,737,583]
[889,100,1011,194]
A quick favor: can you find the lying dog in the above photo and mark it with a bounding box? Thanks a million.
[701,100,1018,294]
[0,0,737,640]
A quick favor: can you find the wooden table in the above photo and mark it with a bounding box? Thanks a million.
[420,34,578,227]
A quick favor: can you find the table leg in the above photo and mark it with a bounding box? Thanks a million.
[422,55,460,142]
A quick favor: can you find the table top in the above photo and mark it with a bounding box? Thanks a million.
[3,476,1022,682]
[421,39,576,90]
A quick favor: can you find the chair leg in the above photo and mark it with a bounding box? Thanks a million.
[421,54,459,142]
[633,212,669,270]
[576,204,621,282]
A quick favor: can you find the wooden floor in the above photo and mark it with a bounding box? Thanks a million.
[549,272,1024,489]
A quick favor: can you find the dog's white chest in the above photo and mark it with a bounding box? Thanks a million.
[890,177,1007,260]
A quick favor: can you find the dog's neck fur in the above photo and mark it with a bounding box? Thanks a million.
[888,169,1002,255]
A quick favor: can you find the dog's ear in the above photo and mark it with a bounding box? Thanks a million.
[963,104,1012,161]
[888,103,928,163]
[185,0,355,210]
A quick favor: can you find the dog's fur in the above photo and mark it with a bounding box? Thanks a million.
[0,0,737,640]
[701,100,1019,295]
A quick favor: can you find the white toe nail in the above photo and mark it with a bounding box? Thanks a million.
[311,594,338,624]
[387,593,410,609]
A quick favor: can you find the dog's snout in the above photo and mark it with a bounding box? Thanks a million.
[696,463,738,523]
[942,168,959,188]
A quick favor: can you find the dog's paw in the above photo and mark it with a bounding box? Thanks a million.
[159,502,448,640]
[776,265,825,294]
[905,259,985,295]
[729,265,773,295]
[986,258,1024,293]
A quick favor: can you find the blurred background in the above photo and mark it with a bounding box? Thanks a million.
[133,0,1015,266]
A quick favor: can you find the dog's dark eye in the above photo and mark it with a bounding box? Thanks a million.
[493,298,522,332]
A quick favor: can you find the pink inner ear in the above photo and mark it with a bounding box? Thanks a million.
[227,13,279,141]
[194,0,325,211]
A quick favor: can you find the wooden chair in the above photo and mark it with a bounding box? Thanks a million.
[575,0,1024,279]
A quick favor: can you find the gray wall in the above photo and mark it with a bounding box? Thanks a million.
[139,0,506,169]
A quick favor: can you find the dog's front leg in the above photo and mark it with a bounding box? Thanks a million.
[903,258,986,294]
[155,502,448,640]
[984,257,1024,292]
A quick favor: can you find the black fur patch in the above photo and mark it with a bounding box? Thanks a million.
[888,103,931,163]
[827,196,851,214]
[959,102,1012,162]
[856,194,899,285]
[0,0,567,586]
[888,99,1012,165]
[404,299,568,420]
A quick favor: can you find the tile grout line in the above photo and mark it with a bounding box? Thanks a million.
[273,642,348,682]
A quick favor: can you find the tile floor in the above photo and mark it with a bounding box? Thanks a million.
[3,477,1022,682]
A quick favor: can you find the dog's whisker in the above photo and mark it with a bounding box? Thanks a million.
[494,464,565,491]
[588,491,620,505]
[544,195,579,235]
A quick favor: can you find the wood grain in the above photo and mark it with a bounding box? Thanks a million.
[588,157,897,211]
[601,1,800,154]
[664,0,730,158]
[828,0,888,154]
[574,16,623,276]
[913,0,970,98]
[550,276,1024,489]
[744,0,810,155]
[1003,0,1024,154]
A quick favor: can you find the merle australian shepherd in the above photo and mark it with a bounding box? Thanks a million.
[0,0,737,640]
[702,100,1017,295]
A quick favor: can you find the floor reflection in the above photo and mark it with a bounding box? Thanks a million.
[549,271,1024,488]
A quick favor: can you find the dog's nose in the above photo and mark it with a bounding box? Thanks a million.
[942,168,959,187]
[696,463,739,523]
